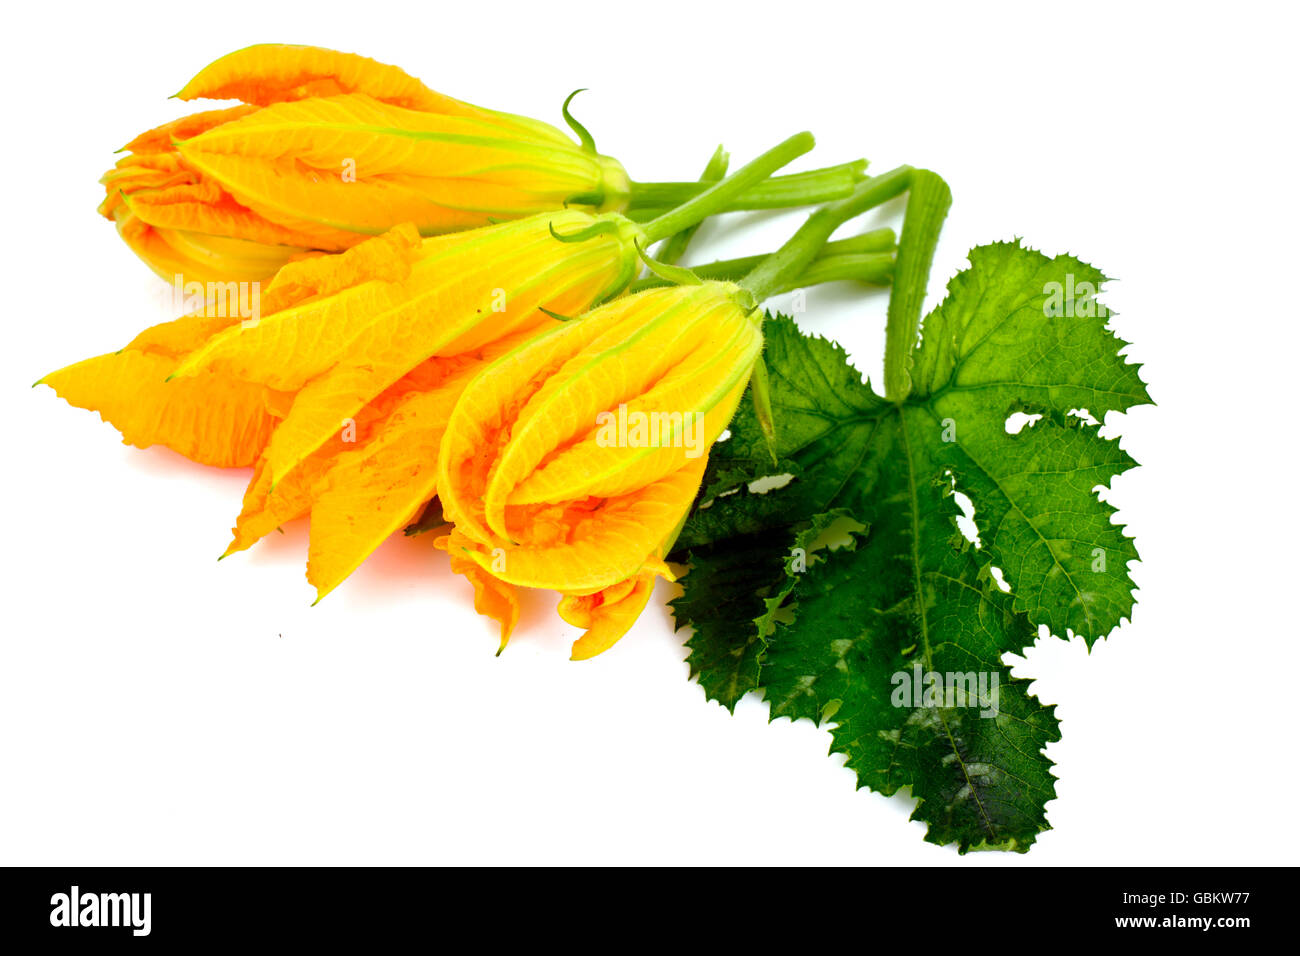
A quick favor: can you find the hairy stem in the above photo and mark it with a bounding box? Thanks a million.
[629,243,895,294]
[656,145,730,266]
[639,133,816,243]
[883,169,951,401]
[628,159,868,214]
[739,166,913,302]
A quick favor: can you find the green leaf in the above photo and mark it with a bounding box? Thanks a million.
[674,317,889,551]
[761,525,1060,852]
[911,241,1150,641]
[671,510,856,712]
[670,241,1151,851]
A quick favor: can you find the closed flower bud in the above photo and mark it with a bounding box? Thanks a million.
[101,44,631,283]
[100,46,864,285]
[436,282,764,656]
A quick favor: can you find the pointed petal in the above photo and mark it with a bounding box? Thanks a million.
[224,454,327,556]
[39,350,275,468]
[176,43,466,113]
[439,534,520,651]
[560,572,658,660]
[120,105,259,153]
[175,95,606,235]
[304,368,469,598]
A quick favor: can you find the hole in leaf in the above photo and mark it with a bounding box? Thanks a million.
[749,473,794,494]
[1005,411,1044,434]
[804,513,867,554]
[952,490,983,548]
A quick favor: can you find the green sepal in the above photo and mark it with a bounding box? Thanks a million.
[748,352,778,465]
[560,88,598,153]
[634,240,703,287]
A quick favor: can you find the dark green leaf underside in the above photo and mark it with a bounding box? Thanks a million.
[671,241,1150,851]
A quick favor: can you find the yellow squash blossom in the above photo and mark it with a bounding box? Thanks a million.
[100,44,631,283]
[204,210,643,601]
[436,282,765,659]
[48,136,858,613]
[101,44,864,283]
[45,209,644,600]
[432,170,914,658]
[163,130,816,540]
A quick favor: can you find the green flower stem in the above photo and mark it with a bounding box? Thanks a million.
[628,159,867,215]
[639,133,816,244]
[818,228,898,255]
[738,165,913,303]
[791,253,893,292]
[656,145,730,267]
[628,232,895,293]
[883,169,951,401]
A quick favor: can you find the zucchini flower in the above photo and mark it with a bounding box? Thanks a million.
[100,44,866,283]
[434,169,916,658]
[40,212,639,597]
[48,136,831,602]
[436,281,762,659]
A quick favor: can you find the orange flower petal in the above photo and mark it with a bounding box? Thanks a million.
[38,350,275,468]
[560,572,658,660]
[175,94,618,236]
[484,286,759,527]
[303,344,514,600]
[439,536,521,652]
[122,180,362,252]
[120,104,259,154]
[176,214,636,489]
[455,455,708,593]
[109,209,298,286]
[175,44,467,113]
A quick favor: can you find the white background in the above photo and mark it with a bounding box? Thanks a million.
[2,1,1296,865]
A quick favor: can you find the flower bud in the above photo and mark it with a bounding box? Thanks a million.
[437,281,764,655]
[102,45,632,283]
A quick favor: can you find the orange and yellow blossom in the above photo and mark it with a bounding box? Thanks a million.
[100,44,632,284]
[52,130,829,610]
[435,282,765,659]
[43,209,646,600]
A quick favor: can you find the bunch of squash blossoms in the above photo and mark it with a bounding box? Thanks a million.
[43,44,911,658]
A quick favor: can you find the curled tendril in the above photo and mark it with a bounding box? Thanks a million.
[634,240,703,287]
[748,354,779,464]
[561,89,598,154]
[538,306,577,323]
[548,219,622,244]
